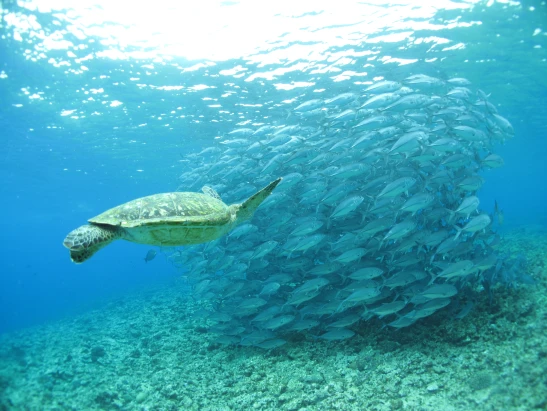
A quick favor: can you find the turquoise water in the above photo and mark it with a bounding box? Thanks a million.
[0,1,546,409]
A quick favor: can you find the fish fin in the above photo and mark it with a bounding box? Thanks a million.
[285,109,292,120]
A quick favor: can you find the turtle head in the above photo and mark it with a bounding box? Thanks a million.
[63,224,123,263]
[233,178,282,225]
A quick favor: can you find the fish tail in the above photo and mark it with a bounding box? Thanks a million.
[336,300,346,313]
[453,226,462,240]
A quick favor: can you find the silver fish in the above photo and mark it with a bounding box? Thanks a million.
[364,80,402,94]
[294,99,323,112]
[262,315,296,330]
[330,196,364,219]
[333,248,366,264]
[317,329,355,341]
[416,284,458,301]
[255,339,287,350]
[348,267,384,281]
[377,177,417,199]
[455,214,491,239]
[400,193,435,215]
[360,92,400,109]
[454,196,480,219]
[435,260,475,281]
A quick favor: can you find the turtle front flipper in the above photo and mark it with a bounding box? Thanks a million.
[63,224,123,263]
[235,178,282,223]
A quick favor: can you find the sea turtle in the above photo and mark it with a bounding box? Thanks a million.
[63,178,282,263]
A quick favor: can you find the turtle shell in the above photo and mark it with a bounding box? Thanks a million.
[89,192,231,228]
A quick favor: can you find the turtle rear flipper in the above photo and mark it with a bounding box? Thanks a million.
[63,224,122,263]
[236,178,282,223]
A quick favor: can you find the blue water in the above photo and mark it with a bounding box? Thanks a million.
[0,0,545,335]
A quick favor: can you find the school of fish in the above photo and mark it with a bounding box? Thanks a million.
[169,74,517,349]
